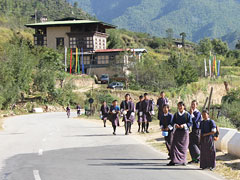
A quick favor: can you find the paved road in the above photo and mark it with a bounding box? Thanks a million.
[0,113,224,180]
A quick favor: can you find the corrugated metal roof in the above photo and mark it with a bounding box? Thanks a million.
[25,20,116,28]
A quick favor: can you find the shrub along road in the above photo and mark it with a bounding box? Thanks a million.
[0,113,225,180]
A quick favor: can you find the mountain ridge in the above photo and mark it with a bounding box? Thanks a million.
[68,0,240,43]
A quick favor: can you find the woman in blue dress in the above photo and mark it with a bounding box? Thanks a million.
[167,102,192,166]
[200,110,217,170]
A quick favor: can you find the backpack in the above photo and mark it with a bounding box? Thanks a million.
[214,125,220,141]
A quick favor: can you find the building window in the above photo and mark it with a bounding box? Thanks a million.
[56,37,64,48]
[34,36,47,46]
[85,37,93,49]
[93,37,106,50]
[95,38,98,49]
[83,56,90,65]
[69,36,93,49]
[103,39,106,49]
[70,37,76,48]
[98,38,102,49]
[97,55,109,64]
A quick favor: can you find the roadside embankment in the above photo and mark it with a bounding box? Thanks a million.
[215,128,240,158]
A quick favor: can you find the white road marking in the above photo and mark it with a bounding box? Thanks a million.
[38,149,43,156]
[33,170,42,180]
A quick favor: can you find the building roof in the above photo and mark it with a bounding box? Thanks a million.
[95,49,128,53]
[25,19,116,29]
[95,48,148,54]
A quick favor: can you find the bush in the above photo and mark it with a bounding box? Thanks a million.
[175,62,199,86]
[215,116,236,129]
[222,88,240,129]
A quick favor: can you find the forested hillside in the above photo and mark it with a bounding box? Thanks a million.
[69,0,240,42]
[0,0,92,28]
[222,31,240,49]
[0,0,92,109]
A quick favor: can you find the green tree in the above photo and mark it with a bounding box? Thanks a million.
[130,56,176,92]
[198,38,212,55]
[166,28,173,40]
[211,39,228,56]
[175,62,199,86]
[107,30,123,49]
[180,32,186,47]
[0,35,36,108]
[73,1,78,8]
[236,40,240,50]
[34,48,64,97]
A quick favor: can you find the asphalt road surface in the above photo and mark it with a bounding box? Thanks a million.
[0,113,225,180]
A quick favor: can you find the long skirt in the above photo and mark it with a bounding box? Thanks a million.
[143,112,152,122]
[170,129,189,164]
[165,130,173,157]
[200,135,216,169]
[111,118,119,127]
[137,115,143,123]
[102,114,108,121]
[123,115,135,123]
[158,110,163,120]
[189,129,201,160]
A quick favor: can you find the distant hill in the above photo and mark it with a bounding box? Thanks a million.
[68,0,240,42]
[0,0,93,27]
[222,31,240,49]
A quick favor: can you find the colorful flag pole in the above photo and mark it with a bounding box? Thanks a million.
[70,48,72,74]
[218,60,221,77]
[215,56,218,76]
[78,48,80,74]
[204,59,207,77]
[81,48,85,74]
[64,46,67,72]
[209,59,212,77]
[212,56,215,76]
[75,48,78,73]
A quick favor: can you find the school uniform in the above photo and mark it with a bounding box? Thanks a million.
[76,105,81,115]
[141,99,154,133]
[100,105,109,120]
[109,105,120,134]
[100,105,109,127]
[141,99,154,122]
[200,119,217,169]
[189,109,202,162]
[136,101,145,132]
[120,100,135,135]
[160,112,173,157]
[170,111,192,165]
[157,97,169,120]
[136,101,143,123]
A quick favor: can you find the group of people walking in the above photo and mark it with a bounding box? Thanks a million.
[100,93,154,135]
[157,92,218,170]
[100,91,218,170]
